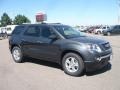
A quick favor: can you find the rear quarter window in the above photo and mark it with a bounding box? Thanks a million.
[24,26,40,37]
[12,26,25,35]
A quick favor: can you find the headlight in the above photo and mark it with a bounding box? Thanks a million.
[86,44,102,53]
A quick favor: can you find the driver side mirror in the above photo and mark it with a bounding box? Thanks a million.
[49,34,58,40]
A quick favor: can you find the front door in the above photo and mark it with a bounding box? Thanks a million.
[37,25,60,62]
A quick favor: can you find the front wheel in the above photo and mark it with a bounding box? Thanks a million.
[62,53,84,76]
[12,46,24,63]
[97,31,101,34]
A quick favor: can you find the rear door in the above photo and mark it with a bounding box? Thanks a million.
[21,25,60,62]
[21,25,41,58]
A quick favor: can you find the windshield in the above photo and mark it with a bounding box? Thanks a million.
[53,25,85,39]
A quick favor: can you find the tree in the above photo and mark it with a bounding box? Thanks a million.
[13,15,31,25]
[0,13,12,26]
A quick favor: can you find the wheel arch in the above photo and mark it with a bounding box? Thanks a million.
[10,44,21,53]
[60,50,85,65]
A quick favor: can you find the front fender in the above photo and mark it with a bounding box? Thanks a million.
[60,43,91,61]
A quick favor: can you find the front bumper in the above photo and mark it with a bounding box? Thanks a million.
[84,54,112,72]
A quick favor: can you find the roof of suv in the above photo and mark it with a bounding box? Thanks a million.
[19,23,65,27]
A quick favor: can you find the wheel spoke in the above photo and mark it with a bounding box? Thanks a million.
[13,49,20,61]
[71,58,75,64]
[71,66,76,71]
[66,59,71,64]
[65,57,79,73]
[74,61,79,67]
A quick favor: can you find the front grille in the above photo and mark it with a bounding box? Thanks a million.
[102,42,111,50]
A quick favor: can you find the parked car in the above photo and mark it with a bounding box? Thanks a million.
[6,25,18,36]
[9,23,112,76]
[82,27,90,33]
[86,26,97,33]
[0,27,7,39]
[73,27,81,31]
[103,25,120,36]
[86,27,94,33]
[79,26,88,32]
[94,26,110,34]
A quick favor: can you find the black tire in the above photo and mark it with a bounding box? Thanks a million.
[97,31,101,34]
[102,33,106,36]
[3,33,7,39]
[12,46,24,63]
[62,53,84,76]
[4,33,8,39]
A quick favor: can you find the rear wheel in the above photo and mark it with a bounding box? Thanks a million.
[5,33,8,38]
[12,46,24,63]
[3,33,8,39]
[62,53,84,76]
[97,31,101,34]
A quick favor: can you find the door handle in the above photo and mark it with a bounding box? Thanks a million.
[36,41,43,43]
[21,39,26,42]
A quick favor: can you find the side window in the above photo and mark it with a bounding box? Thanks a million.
[114,26,118,29]
[24,26,40,37]
[40,26,53,38]
[12,26,24,35]
[102,27,106,29]
[7,28,11,31]
[118,26,120,30]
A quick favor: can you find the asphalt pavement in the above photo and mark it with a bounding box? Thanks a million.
[0,35,120,90]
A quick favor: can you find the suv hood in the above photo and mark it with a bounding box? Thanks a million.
[69,36,107,44]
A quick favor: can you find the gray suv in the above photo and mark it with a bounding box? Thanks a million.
[103,25,120,35]
[9,23,112,76]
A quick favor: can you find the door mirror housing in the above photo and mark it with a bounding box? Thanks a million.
[49,34,58,40]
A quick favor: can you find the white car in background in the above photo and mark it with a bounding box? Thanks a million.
[0,27,7,38]
[0,27,7,33]
[79,26,88,32]
[6,25,18,35]
[94,26,110,34]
